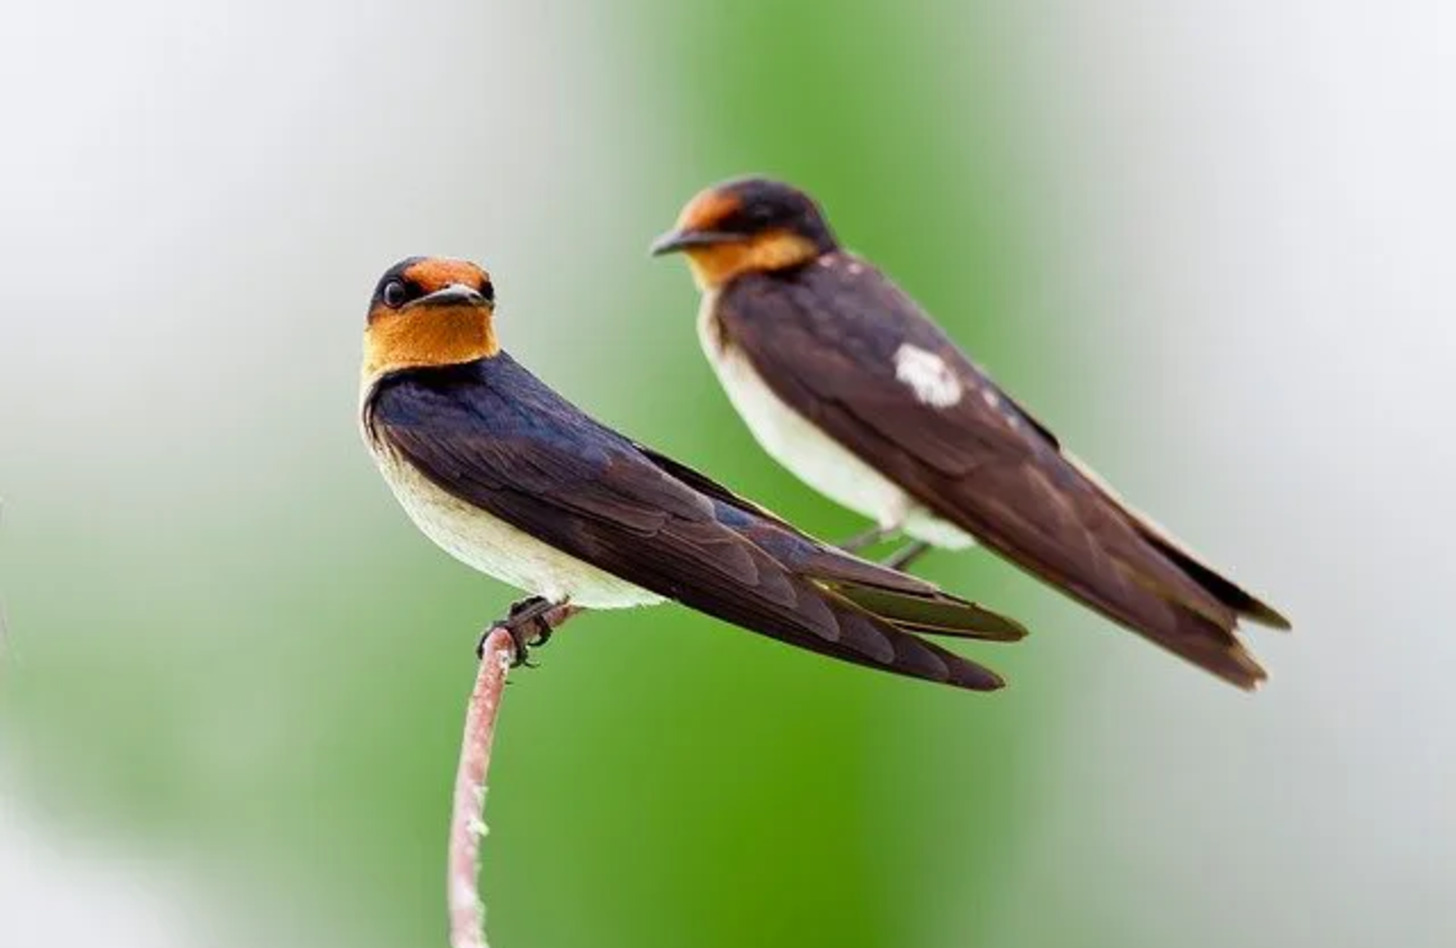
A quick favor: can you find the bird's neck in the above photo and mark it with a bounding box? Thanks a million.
[686,230,822,291]
[361,307,499,384]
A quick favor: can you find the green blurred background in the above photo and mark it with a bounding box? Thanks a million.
[2,2,1451,946]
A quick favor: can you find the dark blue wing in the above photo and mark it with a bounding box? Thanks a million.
[366,355,1016,689]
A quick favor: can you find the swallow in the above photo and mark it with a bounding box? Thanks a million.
[651,178,1290,689]
[359,256,1029,690]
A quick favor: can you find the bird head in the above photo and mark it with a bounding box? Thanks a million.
[362,256,499,381]
[650,177,838,290]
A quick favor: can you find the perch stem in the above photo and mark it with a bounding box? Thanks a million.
[448,604,580,948]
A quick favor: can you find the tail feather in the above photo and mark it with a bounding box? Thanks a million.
[1064,450,1291,630]
[830,583,1027,642]
[1143,605,1268,690]
[783,597,1007,691]
[785,540,1028,642]
[912,450,1286,686]
[1063,551,1265,689]
[1134,526,1291,630]
[625,441,1018,689]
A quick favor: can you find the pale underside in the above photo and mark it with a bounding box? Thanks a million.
[697,293,975,550]
[368,436,666,609]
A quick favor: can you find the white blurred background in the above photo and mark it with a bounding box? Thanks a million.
[987,4,1455,945]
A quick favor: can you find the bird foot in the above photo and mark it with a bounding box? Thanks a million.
[837,523,893,553]
[477,596,565,668]
[881,539,931,571]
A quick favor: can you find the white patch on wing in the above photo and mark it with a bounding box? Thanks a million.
[699,294,975,550]
[893,344,963,408]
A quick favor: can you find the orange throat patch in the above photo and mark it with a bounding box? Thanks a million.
[684,230,820,290]
[362,304,499,382]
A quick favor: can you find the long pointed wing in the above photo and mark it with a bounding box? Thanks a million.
[717,259,1284,687]
[366,356,1009,690]
[630,440,1027,641]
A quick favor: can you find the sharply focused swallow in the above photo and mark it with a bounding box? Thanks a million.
[652,178,1290,689]
[359,256,1029,690]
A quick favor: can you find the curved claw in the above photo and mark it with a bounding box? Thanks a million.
[508,619,550,668]
[477,596,565,667]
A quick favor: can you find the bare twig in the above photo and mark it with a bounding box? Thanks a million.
[448,627,514,948]
[447,604,581,948]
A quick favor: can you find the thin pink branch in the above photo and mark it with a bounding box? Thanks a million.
[447,604,581,948]
[448,627,514,948]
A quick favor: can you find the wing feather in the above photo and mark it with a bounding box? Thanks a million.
[367,357,1016,689]
[717,260,1285,686]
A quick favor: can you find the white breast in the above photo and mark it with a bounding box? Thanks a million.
[697,294,974,549]
[367,436,665,609]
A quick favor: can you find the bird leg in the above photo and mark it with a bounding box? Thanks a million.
[478,596,580,667]
[838,523,894,553]
[881,539,932,572]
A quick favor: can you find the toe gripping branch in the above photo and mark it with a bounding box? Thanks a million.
[477,596,581,667]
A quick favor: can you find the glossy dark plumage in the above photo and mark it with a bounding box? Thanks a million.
[708,253,1289,689]
[364,354,1026,690]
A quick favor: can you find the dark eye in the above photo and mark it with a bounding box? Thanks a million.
[382,279,408,308]
[480,281,495,303]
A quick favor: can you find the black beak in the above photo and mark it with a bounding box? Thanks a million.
[412,283,487,308]
[648,228,741,256]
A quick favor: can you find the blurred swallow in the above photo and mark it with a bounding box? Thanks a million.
[652,178,1290,689]
[359,256,1027,690]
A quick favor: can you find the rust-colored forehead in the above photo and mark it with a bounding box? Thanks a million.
[678,188,742,230]
[403,258,490,293]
